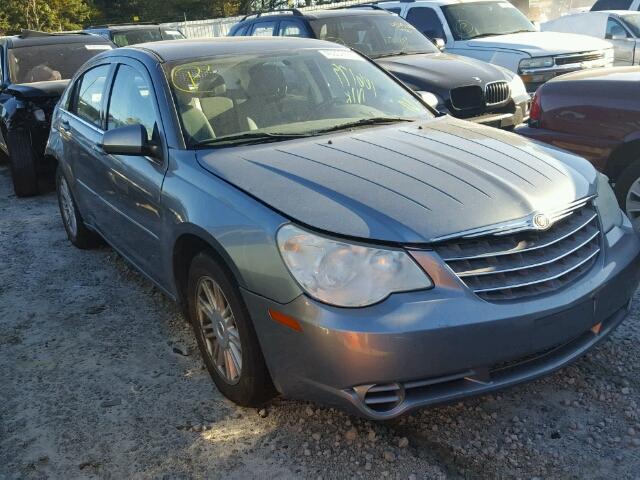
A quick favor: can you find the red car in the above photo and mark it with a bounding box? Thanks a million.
[516,67,640,226]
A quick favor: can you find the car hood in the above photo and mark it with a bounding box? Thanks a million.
[464,31,612,56]
[197,116,596,244]
[7,80,69,99]
[375,52,510,94]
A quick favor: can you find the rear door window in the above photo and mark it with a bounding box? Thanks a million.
[73,64,111,127]
[406,7,446,40]
[251,21,277,36]
[592,0,633,10]
[279,20,306,37]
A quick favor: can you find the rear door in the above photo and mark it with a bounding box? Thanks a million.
[65,63,114,220]
[97,58,168,279]
[606,16,636,65]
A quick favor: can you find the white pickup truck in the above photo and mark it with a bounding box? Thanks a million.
[378,0,615,93]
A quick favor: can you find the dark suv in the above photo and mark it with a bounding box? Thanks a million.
[84,24,186,47]
[229,9,530,129]
[0,31,113,196]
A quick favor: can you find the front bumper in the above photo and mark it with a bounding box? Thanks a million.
[243,220,640,420]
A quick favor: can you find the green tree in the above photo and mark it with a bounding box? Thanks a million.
[0,0,93,33]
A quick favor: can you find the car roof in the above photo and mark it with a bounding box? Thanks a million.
[86,24,163,31]
[128,36,350,62]
[378,0,509,5]
[241,9,392,21]
[4,31,111,48]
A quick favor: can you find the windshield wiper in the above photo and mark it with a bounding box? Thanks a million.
[193,131,312,148]
[313,117,414,134]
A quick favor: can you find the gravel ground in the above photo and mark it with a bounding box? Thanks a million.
[1,163,640,480]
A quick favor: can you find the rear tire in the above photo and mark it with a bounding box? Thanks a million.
[55,167,101,249]
[7,129,38,197]
[188,252,275,407]
[614,159,640,229]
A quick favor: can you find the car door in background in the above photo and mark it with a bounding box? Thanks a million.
[278,19,311,37]
[607,16,636,65]
[66,64,113,219]
[250,21,279,36]
[99,60,167,280]
[406,6,447,44]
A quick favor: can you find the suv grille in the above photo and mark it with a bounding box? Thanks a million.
[485,81,510,106]
[555,51,604,66]
[434,204,601,302]
[450,85,483,110]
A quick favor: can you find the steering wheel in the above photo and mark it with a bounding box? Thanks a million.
[324,36,346,46]
[454,20,479,39]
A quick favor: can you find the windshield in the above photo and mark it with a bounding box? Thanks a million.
[309,14,438,58]
[621,14,640,37]
[166,49,431,147]
[442,1,535,41]
[8,43,112,84]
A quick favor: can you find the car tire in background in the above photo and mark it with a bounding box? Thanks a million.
[187,252,275,407]
[7,129,39,197]
[614,159,640,228]
[55,167,102,249]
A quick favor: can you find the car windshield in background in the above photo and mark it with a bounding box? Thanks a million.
[309,14,439,58]
[8,43,112,84]
[442,1,536,41]
[621,14,640,37]
[166,49,431,147]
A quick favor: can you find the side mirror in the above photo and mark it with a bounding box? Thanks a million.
[432,38,446,50]
[417,91,440,110]
[100,124,160,157]
[611,34,628,41]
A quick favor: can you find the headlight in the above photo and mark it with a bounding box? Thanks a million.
[519,56,554,71]
[509,74,528,99]
[277,224,432,307]
[416,91,444,110]
[595,173,623,233]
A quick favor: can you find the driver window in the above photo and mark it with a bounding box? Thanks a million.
[406,7,446,40]
[606,18,628,39]
[107,64,158,141]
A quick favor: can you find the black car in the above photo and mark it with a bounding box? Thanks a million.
[84,23,186,47]
[0,31,113,196]
[229,9,530,129]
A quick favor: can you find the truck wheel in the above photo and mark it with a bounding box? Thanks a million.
[56,167,102,249]
[188,252,275,407]
[614,159,640,229]
[7,129,39,197]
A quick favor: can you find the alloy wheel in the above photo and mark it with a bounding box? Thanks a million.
[196,276,242,384]
[59,176,77,237]
[626,177,640,230]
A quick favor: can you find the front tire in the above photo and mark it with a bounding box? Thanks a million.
[188,252,275,407]
[614,159,640,230]
[7,129,38,197]
[55,167,101,249]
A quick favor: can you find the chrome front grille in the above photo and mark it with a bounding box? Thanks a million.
[485,81,510,106]
[434,204,601,301]
[555,51,604,66]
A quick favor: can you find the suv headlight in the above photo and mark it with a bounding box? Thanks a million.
[595,173,623,233]
[519,56,554,71]
[277,224,432,307]
[509,74,528,100]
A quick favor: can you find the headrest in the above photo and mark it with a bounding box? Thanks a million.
[197,73,227,98]
[247,64,286,99]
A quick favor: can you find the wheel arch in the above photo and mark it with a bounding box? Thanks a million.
[171,226,246,309]
[605,139,640,184]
